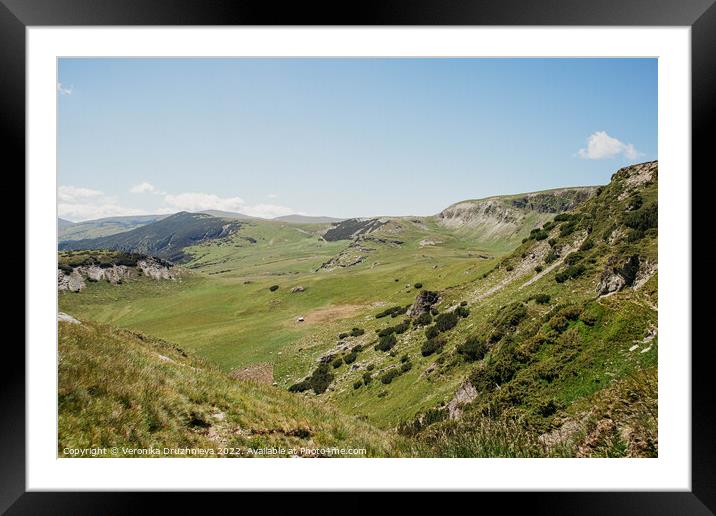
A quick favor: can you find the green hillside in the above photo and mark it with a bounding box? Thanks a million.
[59,317,404,457]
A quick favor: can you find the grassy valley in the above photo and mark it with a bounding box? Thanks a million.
[58,163,658,457]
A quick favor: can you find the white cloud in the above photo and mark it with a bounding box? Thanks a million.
[267,193,279,199]
[57,82,73,96]
[163,192,246,213]
[58,184,151,222]
[130,181,160,194]
[58,202,147,222]
[577,131,642,161]
[57,185,103,203]
[163,191,298,218]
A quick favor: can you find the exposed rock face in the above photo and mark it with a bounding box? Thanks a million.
[597,255,641,296]
[322,218,387,241]
[291,286,305,293]
[58,257,178,292]
[438,188,596,231]
[447,381,478,420]
[408,290,440,317]
[615,160,658,200]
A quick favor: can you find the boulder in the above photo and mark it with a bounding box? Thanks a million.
[408,290,440,317]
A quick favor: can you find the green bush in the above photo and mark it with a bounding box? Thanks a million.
[338,332,349,339]
[344,351,358,364]
[506,265,514,272]
[488,302,527,343]
[400,361,413,373]
[331,357,343,368]
[430,307,440,316]
[415,312,433,326]
[308,364,334,394]
[414,282,423,289]
[623,202,657,232]
[548,238,557,247]
[457,336,488,361]
[350,327,365,337]
[376,306,406,319]
[353,380,363,389]
[454,306,470,318]
[375,334,397,352]
[421,336,446,357]
[534,293,550,305]
[288,380,311,393]
[545,249,559,263]
[425,325,440,339]
[555,264,586,283]
[366,364,375,371]
[579,239,594,251]
[534,265,543,273]
[435,312,459,332]
[564,252,584,266]
[533,230,549,241]
[380,369,401,384]
[269,285,279,292]
[362,372,373,384]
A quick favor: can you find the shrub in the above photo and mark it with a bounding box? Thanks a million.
[421,336,446,357]
[414,282,423,289]
[554,213,573,222]
[430,307,440,316]
[460,301,468,306]
[555,264,586,283]
[454,306,470,318]
[533,230,549,241]
[353,380,363,389]
[380,369,401,384]
[435,312,459,332]
[366,364,375,371]
[549,305,582,332]
[400,354,410,363]
[415,312,433,326]
[545,249,559,264]
[559,221,577,237]
[548,238,557,247]
[331,357,343,368]
[534,294,550,305]
[400,362,413,373]
[457,336,487,361]
[288,380,310,393]
[352,344,364,352]
[344,351,358,364]
[350,327,365,337]
[394,319,411,334]
[362,372,373,384]
[579,239,594,251]
[308,364,334,394]
[425,325,440,339]
[534,265,543,273]
[376,306,405,319]
[58,264,74,275]
[375,334,397,352]
[564,252,584,266]
[488,302,528,343]
[269,285,279,292]
[338,332,349,339]
[623,202,657,232]
[378,326,396,338]
[506,265,514,272]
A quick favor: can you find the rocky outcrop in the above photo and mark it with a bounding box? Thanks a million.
[446,381,478,420]
[408,290,440,317]
[597,255,641,296]
[615,161,658,200]
[58,257,178,292]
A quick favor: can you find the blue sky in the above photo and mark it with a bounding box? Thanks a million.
[58,58,657,222]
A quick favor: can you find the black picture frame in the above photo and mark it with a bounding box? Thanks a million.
[5,0,709,511]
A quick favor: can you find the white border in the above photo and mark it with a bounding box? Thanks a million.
[27,27,691,491]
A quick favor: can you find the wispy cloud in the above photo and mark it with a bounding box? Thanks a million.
[58,185,148,222]
[577,131,642,161]
[130,181,163,194]
[57,82,73,96]
[163,191,298,218]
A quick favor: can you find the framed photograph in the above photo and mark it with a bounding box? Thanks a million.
[8,0,710,509]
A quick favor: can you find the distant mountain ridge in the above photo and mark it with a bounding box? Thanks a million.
[59,214,168,242]
[59,212,242,262]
